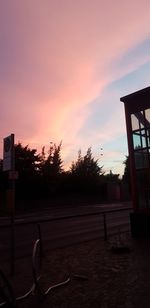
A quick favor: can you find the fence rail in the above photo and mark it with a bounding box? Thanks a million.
[0,206,132,227]
[0,206,132,275]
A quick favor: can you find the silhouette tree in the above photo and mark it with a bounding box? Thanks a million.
[122,156,130,183]
[70,147,103,194]
[15,142,41,175]
[122,155,131,196]
[40,142,63,194]
[104,170,120,183]
[41,142,63,177]
[14,143,42,199]
[71,147,102,177]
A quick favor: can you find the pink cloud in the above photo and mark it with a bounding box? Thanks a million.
[0,0,150,170]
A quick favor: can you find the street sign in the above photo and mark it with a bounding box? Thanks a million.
[3,134,15,171]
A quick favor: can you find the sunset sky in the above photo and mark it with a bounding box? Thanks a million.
[1,1,150,176]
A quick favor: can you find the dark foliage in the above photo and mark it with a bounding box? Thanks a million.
[104,170,120,183]
[70,148,102,177]
[0,141,127,211]
[14,143,42,200]
[39,142,63,196]
[15,143,41,175]
[122,156,131,187]
[69,148,104,194]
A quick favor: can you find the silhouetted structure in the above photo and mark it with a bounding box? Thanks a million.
[121,86,150,236]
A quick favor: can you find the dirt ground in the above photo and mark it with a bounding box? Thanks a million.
[1,232,150,308]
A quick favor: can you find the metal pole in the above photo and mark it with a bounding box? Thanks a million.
[10,214,15,276]
[103,213,108,241]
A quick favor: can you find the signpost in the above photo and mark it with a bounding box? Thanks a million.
[3,134,15,172]
[3,134,15,213]
[3,134,16,274]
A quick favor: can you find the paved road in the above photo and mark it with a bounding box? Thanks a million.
[0,202,132,263]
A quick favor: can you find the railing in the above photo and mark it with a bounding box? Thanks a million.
[0,206,132,275]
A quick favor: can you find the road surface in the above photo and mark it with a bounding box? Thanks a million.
[0,202,132,263]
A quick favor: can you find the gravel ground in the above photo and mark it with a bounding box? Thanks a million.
[1,233,150,308]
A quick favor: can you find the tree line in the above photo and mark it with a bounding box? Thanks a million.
[0,142,130,208]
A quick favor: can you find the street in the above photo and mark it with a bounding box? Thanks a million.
[0,202,132,263]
